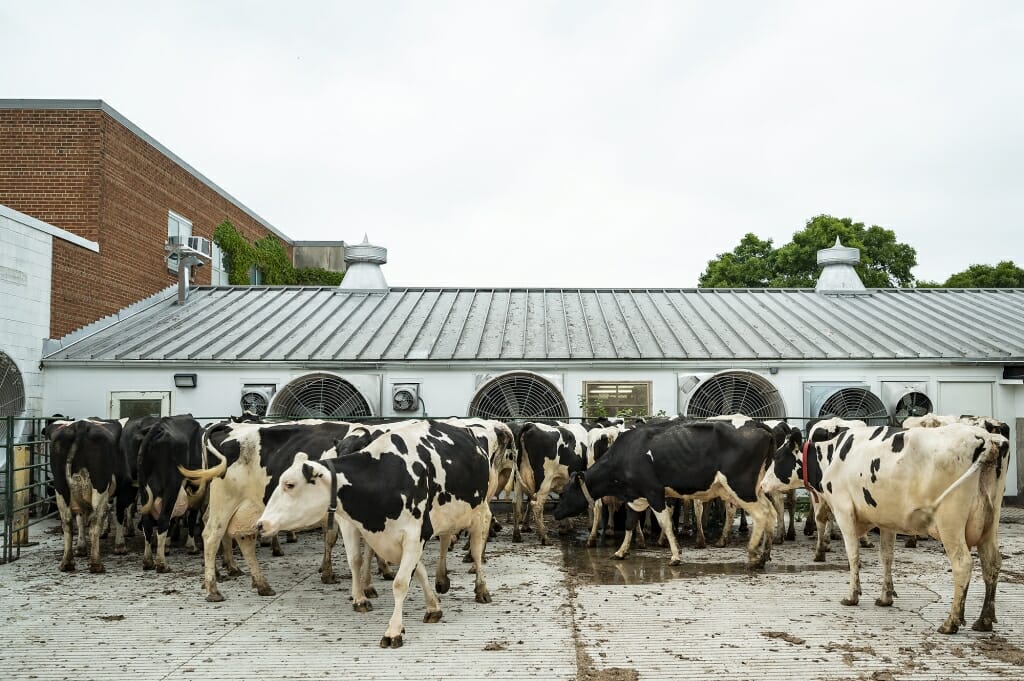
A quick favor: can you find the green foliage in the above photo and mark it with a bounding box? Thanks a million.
[212,221,344,287]
[698,215,918,288]
[578,394,609,419]
[941,261,1024,288]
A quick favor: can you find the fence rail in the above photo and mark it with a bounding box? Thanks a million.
[2,416,56,564]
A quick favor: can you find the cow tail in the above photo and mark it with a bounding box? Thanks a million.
[906,435,1001,531]
[178,427,227,483]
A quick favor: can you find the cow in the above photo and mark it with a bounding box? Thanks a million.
[178,419,360,601]
[256,419,493,648]
[136,414,207,572]
[760,421,1010,634]
[44,417,127,573]
[554,419,779,568]
[116,415,159,541]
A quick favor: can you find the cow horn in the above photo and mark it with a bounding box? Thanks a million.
[178,430,227,483]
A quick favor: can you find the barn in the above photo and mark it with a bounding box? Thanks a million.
[40,237,1024,498]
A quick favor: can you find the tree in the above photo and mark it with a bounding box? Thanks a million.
[698,215,918,288]
[941,261,1024,288]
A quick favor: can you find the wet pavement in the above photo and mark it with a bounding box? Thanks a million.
[2,508,1023,680]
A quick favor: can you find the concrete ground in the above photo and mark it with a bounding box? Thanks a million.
[2,507,1023,681]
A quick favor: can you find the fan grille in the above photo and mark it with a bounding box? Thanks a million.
[469,372,568,421]
[269,373,372,420]
[241,392,270,418]
[0,352,26,418]
[685,371,786,419]
[893,391,933,425]
[818,388,889,426]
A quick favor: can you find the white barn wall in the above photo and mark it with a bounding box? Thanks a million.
[41,362,1019,496]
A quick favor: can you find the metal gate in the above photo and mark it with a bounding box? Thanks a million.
[1,416,55,564]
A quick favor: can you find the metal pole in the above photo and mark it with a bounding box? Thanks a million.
[3,415,12,563]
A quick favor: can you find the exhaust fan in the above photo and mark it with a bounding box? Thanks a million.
[392,384,420,412]
[240,384,276,418]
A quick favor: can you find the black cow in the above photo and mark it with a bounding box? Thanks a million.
[136,414,206,572]
[44,417,127,573]
[257,419,493,648]
[554,419,778,568]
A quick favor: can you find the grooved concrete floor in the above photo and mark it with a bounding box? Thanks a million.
[2,508,1023,681]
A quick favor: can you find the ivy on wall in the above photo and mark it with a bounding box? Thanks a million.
[212,221,344,286]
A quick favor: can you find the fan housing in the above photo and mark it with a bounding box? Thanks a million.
[683,370,786,419]
[469,371,567,421]
[269,373,374,420]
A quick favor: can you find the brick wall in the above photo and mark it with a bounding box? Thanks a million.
[1,107,290,338]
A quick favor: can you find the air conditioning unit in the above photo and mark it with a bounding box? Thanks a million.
[240,384,276,418]
[392,384,420,412]
[881,381,934,424]
[186,236,213,257]
[676,373,713,414]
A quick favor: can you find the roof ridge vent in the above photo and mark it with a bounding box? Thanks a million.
[815,237,866,293]
[338,235,388,292]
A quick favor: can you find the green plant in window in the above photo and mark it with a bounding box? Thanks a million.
[213,221,343,287]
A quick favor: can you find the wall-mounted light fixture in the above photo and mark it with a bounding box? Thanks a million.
[769,367,779,375]
[174,373,198,388]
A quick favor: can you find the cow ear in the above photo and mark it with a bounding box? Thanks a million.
[293,452,309,465]
[301,462,322,483]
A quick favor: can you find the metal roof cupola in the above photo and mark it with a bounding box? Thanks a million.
[815,237,867,293]
[338,235,388,292]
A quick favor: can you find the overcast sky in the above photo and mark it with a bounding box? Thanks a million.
[2,2,1022,287]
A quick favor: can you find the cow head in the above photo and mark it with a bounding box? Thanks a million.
[257,452,337,537]
[759,427,804,495]
[553,472,593,520]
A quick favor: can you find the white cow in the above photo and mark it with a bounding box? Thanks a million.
[761,421,1010,634]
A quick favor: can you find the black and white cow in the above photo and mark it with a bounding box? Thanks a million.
[760,421,1010,634]
[256,419,493,648]
[178,419,359,601]
[136,414,206,572]
[44,417,127,573]
[555,418,778,568]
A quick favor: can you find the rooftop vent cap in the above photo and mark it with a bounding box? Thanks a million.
[815,237,866,293]
[338,234,388,291]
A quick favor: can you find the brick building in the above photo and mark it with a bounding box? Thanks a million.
[0,99,308,339]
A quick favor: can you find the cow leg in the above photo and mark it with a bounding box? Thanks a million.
[716,502,736,547]
[771,493,785,544]
[875,529,898,607]
[611,517,635,560]
[377,553,396,580]
[55,495,76,572]
[185,508,201,554]
[415,559,443,625]
[141,514,156,570]
[587,500,602,547]
[88,489,110,573]
[652,506,684,565]
[833,511,862,606]
[156,530,173,573]
[342,523,372,612]
[200,503,230,601]
[803,504,817,536]
[236,534,274,597]
[732,494,775,569]
[904,535,918,548]
[271,535,284,557]
[812,499,831,562]
[220,535,243,577]
[112,492,129,555]
[320,522,339,584]
[359,539,378,599]
[784,490,796,542]
[972,529,1001,632]
[381,535,428,648]
[531,480,554,546]
[633,514,646,549]
[511,476,525,543]
[937,523,973,634]
[468,505,493,604]
[435,534,452,595]
[76,513,88,556]
[692,500,707,548]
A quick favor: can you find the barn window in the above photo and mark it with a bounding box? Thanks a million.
[110,391,170,419]
[582,381,651,418]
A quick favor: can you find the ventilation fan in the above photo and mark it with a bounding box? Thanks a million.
[0,352,26,451]
[392,384,419,412]
[269,373,372,420]
[893,392,933,424]
[684,370,786,419]
[469,372,568,421]
[240,385,275,418]
[810,385,889,426]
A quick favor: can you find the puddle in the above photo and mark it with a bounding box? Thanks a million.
[559,538,842,585]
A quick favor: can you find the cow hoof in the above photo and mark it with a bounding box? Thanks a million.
[540,538,551,546]
[511,533,522,543]
[773,537,784,546]
[321,573,337,585]
[586,539,597,548]
[156,564,171,574]
[694,540,706,550]
[905,538,918,549]
[436,577,451,594]
[89,564,106,574]
[59,561,75,572]
[76,547,88,557]
[971,617,994,632]
[813,552,826,563]
[256,585,276,597]
[272,547,284,557]
[142,560,155,571]
[379,569,395,581]
[669,558,682,567]
[462,552,473,564]
[353,600,373,613]
[380,635,403,649]
[227,566,243,577]
[610,553,627,561]
[286,532,298,543]
[859,539,874,549]
[365,586,378,599]
[875,598,893,607]
[113,545,128,555]
[475,588,492,604]
[423,610,443,623]
[938,620,959,635]
[840,597,859,606]
[785,531,796,542]
[206,592,225,603]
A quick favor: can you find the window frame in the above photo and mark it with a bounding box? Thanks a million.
[581,380,652,418]
[109,391,171,419]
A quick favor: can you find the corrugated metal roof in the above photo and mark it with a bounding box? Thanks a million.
[43,286,1024,363]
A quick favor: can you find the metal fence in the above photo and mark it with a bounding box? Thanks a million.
[1,416,56,564]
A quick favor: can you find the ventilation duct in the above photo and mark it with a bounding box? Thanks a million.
[683,370,787,419]
[806,383,888,426]
[269,372,378,419]
[469,371,568,421]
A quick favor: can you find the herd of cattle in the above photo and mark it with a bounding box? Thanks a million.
[41,410,1011,647]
